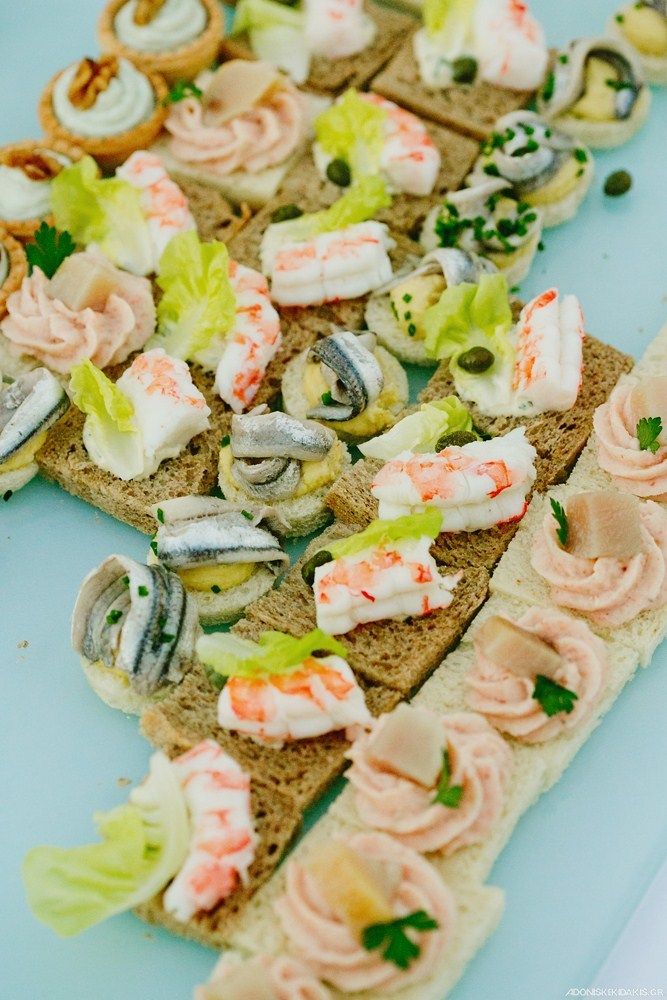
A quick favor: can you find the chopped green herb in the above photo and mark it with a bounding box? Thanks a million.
[483,163,501,177]
[550,497,569,547]
[156,507,165,524]
[606,78,635,91]
[137,585,149,597]
[25,222,76,279]
[106,609,122,625]
[211,584,222,594]
[150,539,158,556]
[558,53,569,64]
[159,632,176,645]
[241,509,254,520]
[407,323,417,336]
[321,390,334,405]
[402,293,412,303]
[533,674,578,717]
[122,575,130,588]
[615,12,625,21]
[637,416,663,454]
[362,911,439,970]
[220,434,230,448]
[574,148,588,163]
[433,749,464,808]
[404,311,412,320]
[541,70,556,103]
[164,79,203,105]
[576,168,585,178]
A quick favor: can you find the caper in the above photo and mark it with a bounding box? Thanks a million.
[301,549,333,586]
[435,430,479,451]
[326,158,352,187]
[452,56,478,84]
[604,170,632,197]
[270,203,303,224]
[457,346,495,373]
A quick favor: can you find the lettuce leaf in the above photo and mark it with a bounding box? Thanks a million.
[198,628,348,681]
[268,177,391,246]
[325,510,443,561]
[154,231,237,363]
[69,360,144,479]
[359,397,474,460]
[51,157,153,277]
[315,90,388,176]
[424,0,475,38]
[423,273,513,361]
[22,752,190,937]
[233,0,303,34]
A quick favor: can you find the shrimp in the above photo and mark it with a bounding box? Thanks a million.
[269,221,395,307]
[116,151,196,269]
[371,427,537,529]
[362,93,441,197]
[313,539,461,635]
[163,740,257,923]
[215,261,282,413]
[473,0,549,91]
[512,288,585,414]
[304,0,377,59]
[218,655,372,746]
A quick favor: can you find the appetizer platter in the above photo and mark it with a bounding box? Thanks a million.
[2,0,667,998]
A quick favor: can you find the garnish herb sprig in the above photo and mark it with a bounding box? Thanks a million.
[362,910,439,969]
[432,749,464,808]
[637,416,662,454]
[550,498,569,547]
[533,675,578,717]
[25,223,76,279]
[164,80,203,105]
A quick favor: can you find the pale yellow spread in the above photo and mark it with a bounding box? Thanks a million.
[304,353,402,438]
[571,57,618,121]
[219,439,345,500]
[389,274,445,341]
[619,3,667,57]
[524,156,584,207]
[0,431,47,473]
[177,562,257,592]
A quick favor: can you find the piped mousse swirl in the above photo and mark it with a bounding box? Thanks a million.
[594,380,667,500]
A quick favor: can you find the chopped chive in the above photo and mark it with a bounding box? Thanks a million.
[137,585,149,597]
[407,323,417,336]
[211,584,222,594]
[220,434,230,448]
[574,148,588,163]
[483,163,501,176]
[402,293,412,303]
[404,311,412,320]
[156,507,165,524]
[150,539,158,556]
[558,53,569,64]
[615,12,625,21]
[106,609,122,625]
[241,509,254,520]
[122,575,130,587]
[321,390,334,405]
[159,632,175,645]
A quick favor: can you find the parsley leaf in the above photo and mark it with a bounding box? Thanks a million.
[321,390,334,405]
[25,222,76,279]
[533,674,578,717]
[432,749,464,808]
[163,79,203,105]
[637,416,663,454]
[362,910,439,970]
[550,498,569,547]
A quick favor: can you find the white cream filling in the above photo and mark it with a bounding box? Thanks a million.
[114,0,208,53]
[0,152,70,222]
[52,58,155,138]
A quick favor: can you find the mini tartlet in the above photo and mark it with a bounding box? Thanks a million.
[0,140,84,241]
[98,0,223,86]
[39,55,168,171]
[0,230,27,319]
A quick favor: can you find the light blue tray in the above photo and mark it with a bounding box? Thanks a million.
[2,2,666,997]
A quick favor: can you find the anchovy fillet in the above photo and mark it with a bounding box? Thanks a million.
[230,410,336,461]
[307,330,384,421]
[71,556,200,696]
[0,368,68,464]
[539,37,643,121]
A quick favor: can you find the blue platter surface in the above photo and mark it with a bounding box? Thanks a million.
[1,1,666,997]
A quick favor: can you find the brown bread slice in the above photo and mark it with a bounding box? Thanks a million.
[178,176,252,244]
[36,364,230,534]
[248,135,479,240]
[220,3,414,96]
[141,659,402,810]
[420,336,634,490]
[235,529,490,693]
[134,776,299,950]
[371,31,532,141]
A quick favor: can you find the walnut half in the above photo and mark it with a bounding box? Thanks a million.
[133,0,167,26]
[6,150,64,182]
[67,56,119,111]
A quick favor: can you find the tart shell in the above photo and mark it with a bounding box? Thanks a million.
[0,229,27,319]
[0,138,85,241]
[38,64,169,172]
[97,0,223,86]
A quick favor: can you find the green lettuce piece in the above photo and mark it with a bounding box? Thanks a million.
[268,177,392,247]
[423,273,513,361]
[325,510,443,561]
[154,231,237,362]
[424,0,475,38]
[315,90,388,177]
[198,628,348,682]
[51,156,152,276]
[22,752,190,937]
[69,360,143,479]
[359,397,473,460]
[233,0,303,34]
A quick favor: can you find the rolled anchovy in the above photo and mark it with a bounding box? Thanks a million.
[232,457,301,501]
[151,498,289,571]
[233,455,292,484]
[539,38,643,121]
[423,248,498,285]
[644,0,666,16]
[0,368,68,464]
[475,111,578,196]
[230,410,336,461]
[71,555,199,696]
[306,330,384,421]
